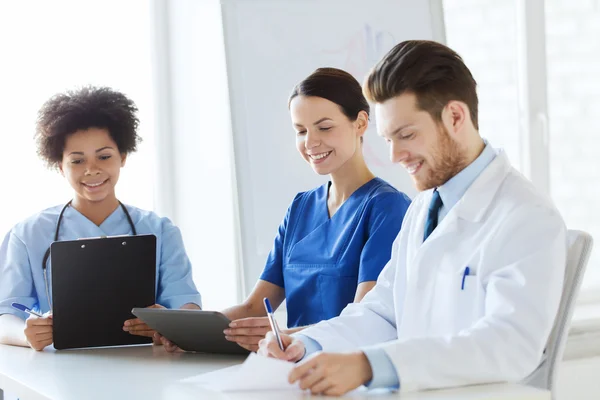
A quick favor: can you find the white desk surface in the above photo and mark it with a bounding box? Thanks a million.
[0,344,550,400]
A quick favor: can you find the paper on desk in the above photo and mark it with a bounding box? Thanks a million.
[180,353,300,392]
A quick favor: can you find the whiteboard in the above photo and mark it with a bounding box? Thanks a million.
[221,0,446,296]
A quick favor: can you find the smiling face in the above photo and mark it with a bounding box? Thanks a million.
[290,96,366,175]
[376,92,468,191]
[59,127,126,204]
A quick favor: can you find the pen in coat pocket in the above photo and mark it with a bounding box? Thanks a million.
[461,266,470,290]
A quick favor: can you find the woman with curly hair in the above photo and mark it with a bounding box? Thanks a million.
[0,86,201,351]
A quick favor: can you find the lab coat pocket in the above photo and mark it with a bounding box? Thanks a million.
[431,270,482,334]
[457,275,483,331]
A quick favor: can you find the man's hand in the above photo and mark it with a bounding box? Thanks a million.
[289,352,373,396]
[24,313,53,351]
[123,304,165,342]
[257,331,306,362]
[224,317,272,352]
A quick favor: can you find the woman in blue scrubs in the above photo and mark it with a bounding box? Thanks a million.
[218,68,411,352]
[0,87,201,351]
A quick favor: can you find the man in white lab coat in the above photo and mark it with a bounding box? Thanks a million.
[258,40,567,396]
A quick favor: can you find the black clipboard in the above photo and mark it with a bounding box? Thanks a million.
[51,234,156,350]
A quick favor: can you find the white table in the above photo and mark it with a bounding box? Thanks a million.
[0,344,551,400]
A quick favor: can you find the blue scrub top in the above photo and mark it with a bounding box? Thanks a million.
[0,204,202,320]
[260,177,411,328]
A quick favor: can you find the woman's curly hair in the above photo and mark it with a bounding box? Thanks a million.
[35,86,141,169]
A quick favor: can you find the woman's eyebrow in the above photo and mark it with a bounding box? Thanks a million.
[95,146,115,153]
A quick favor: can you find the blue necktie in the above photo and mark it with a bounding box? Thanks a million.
[423,189,443,242]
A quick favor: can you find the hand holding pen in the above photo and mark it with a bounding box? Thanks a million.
[12,302,53,351]
[259,298,306,362]
[263,297,284,350]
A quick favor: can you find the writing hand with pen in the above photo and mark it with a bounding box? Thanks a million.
[259,332,373,396]
[257,298,373,397]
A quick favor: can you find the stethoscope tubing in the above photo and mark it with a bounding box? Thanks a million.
[41,200,137,310]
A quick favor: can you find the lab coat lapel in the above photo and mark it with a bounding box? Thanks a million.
[452,151,512,223]
[409,191,459,276]
[415,151,511,252]
[404,152,513,326]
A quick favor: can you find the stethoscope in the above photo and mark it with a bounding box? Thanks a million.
[41,200,137,310]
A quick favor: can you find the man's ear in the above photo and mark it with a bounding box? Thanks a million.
[442,100,469,136]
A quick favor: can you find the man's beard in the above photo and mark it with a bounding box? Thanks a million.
[416,125,468,191]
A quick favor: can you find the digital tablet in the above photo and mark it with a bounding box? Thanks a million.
[131,308,250,355]
[51,234,157,350]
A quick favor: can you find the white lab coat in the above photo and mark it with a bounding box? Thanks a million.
[301,151,567,392]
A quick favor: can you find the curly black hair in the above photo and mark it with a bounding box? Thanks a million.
[35,86,141,169]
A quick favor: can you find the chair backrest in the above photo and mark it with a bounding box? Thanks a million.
[525,229,593,397]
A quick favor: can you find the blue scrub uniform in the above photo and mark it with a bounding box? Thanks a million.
[260,177,410,328]
[0,204,202,320]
